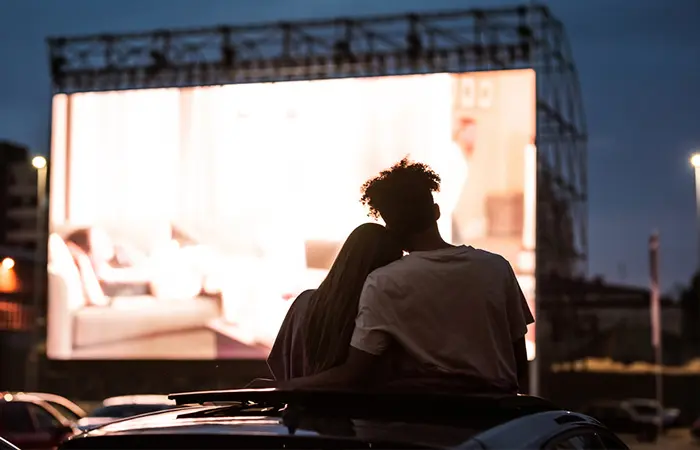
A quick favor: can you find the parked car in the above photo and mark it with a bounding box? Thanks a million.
[0,392,78,450]
[75,394,175,432]
[624,398,680,428]
[17,392,87,423]
[0,437,19,450]
[579,398,678,442]
[59,389,630,449]
[691,416,700,441]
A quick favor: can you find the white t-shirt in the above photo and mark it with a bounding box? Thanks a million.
[350,245,534,391]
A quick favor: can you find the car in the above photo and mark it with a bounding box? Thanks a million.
[75,394,175,432]
[17,392,87,422]
[623,398,680,428]
[580,398,678,442]
[59,389,630,449]
[0,437,19,450]
[0,392,78,450]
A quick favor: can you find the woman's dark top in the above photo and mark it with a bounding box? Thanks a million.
[266,290,517,394]
[267,289,315,381]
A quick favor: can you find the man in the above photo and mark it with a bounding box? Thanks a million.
[281,157,533,393]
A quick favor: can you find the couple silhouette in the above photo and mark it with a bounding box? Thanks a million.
[265,157,533,394]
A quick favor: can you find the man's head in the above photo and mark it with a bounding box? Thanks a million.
[360,157,442,251]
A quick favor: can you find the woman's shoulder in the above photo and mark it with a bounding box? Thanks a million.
[296,289,315,300]
[290,289,315,310]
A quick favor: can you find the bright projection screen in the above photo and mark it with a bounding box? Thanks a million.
[46,69,536,361]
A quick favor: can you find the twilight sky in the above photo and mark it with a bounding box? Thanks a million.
[0,0,698,290]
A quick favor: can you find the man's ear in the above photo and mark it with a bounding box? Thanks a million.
[433,203,441,221]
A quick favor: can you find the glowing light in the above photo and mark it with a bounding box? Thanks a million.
[32,156,47,170]
[47,69,537,360]
[691,153,700,168]
[1,257,15,271]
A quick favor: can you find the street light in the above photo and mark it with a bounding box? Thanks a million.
[691,153,700,268]
[31,156,47,170]
[1,257,15,271]
[26,155,48,392]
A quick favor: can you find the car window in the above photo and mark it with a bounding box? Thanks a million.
[47,401,80,421]
[631,405,658,415]
[546,432,603,449]
[26,403,62,430]
[0,402,35,433]
[90,404,171,419]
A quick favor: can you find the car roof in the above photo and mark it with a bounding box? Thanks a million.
[61,389,569,449]
[18,392,87,416]
[2,392,51,405]
[102,395,174,406]
[0,393,72,426]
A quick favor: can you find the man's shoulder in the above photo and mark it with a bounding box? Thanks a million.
[366,258,407,283]
[362,258,415,296]
[468,247,510,266]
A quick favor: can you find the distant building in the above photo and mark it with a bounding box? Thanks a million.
[0,141,42,388]
[0,141,42,251]
[539,276,683,365]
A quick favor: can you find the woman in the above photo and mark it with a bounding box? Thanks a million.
[64,227,153,296]
[267,222,403,381]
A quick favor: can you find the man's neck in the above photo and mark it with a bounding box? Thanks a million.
[408,230,457,252]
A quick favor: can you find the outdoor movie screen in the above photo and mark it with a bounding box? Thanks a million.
[46,68,536,361]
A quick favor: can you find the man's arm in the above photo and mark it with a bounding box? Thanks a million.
[512,336,529,393]
[280,275,392,390]
[280,347,379,390]
[504,260,534,393]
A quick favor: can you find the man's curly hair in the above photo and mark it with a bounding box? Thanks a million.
[360,157,441,235]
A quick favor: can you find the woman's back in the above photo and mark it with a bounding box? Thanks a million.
[266,223,403,383]
[267,290,315,381]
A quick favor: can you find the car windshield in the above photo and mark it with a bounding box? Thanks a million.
[89,404,172,419]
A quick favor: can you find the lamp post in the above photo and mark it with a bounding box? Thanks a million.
[25,155,47,391]
[691,154,700,267]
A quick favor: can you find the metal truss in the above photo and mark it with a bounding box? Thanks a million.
[46,3,587,280]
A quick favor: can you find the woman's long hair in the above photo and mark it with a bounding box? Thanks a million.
[302,222,403,374]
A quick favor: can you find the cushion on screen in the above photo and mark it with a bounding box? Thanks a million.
[48,233,88,311]
[72,296,220,348]
[65,242,110,307]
